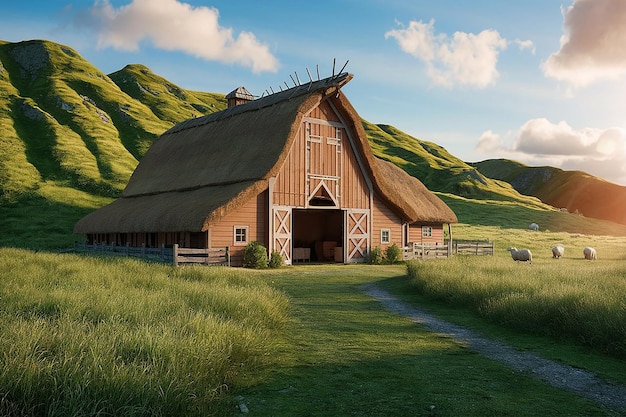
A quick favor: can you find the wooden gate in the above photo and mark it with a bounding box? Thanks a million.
[345,209,369,263]
[272,206,292,265]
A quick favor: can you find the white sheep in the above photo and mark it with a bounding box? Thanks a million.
[507,247,533,264]
[529,223,539,231]
[551,245,565,259]
[583,246,597,260]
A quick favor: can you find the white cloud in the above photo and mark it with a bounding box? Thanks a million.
[515,118,595,156]
[475,130,502,153]
[514,39,535,55]
[80,0,278,73]
[543,0,626,86]
[385,20,507,88]
[475,119,626,185]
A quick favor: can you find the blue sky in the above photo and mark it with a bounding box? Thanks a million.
[2,0,626,185]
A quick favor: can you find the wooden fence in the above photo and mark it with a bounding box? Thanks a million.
[452,240,495,256]
[403,240,494,260]
[74,243,230,266]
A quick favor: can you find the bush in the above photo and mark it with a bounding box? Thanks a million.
[366,246,383,265]
[243,241,268,268]
[385,243,402,264]
[269,251,284,268]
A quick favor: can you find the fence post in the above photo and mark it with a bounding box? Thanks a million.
[226,246,230,267]
[173,244,179,267]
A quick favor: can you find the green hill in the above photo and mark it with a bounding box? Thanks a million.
[2,39,626,249]
[0,39,225,203]
[472,159,626,225]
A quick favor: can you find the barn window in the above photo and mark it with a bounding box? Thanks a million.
[422,226,432,237]
[381,229,390,244]
[234,226,249,246]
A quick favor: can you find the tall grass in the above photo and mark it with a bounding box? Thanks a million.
[406,255,626,358]
[0,248,290,416]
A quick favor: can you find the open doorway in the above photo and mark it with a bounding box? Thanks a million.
[292,209,343,262]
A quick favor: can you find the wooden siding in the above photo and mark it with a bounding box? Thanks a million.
[409,223,444,245]
[273,124,307,207]
[341,139,370,209]
[273,99,370,210]
[210,190,268,266]
[372,196,403,251]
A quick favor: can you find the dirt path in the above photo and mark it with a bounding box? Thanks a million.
[361,284,626,411]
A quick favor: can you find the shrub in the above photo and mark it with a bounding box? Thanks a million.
[269,251,284,268]
[366,246,383,264]
[385,243,401,264]
[243,241,268,268]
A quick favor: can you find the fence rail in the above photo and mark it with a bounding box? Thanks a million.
[403,240,494,260]
[74,243,230,266]
[453,240,495,256]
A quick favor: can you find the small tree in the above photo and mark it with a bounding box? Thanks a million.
[243,241,268,268]
[385,243,401,264]
[268,250,284,268]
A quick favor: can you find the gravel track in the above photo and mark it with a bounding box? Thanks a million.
[361,284,626,411]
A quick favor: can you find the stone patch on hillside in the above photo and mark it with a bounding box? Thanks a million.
[10,42,51,80]
[20,100,46,121]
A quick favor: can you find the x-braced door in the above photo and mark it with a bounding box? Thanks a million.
[273,206,292,265]
[345,209,369,263]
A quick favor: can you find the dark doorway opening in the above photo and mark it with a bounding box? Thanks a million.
[292,209,343,262]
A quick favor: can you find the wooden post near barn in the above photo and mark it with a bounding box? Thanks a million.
[173,244,179,266]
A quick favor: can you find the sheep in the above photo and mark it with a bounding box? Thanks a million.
[551,245,565,259]
[507,247,533,264]
[583,246,597,260]
[529,223,539,231]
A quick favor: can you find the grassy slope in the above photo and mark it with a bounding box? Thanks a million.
[363,120,549,207]
[473,159,626,225]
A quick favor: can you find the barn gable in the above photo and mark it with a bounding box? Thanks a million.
[75,72,457,265]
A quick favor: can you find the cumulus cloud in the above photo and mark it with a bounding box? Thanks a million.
[385,19,507,88]
[475,119,626,185]
[543,0,626,86]
[475,130,502,153]
[79,0,278,73]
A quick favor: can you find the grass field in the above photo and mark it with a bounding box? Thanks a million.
[1,240,625,416]
[236,263,625,416]
[0,249,289,416]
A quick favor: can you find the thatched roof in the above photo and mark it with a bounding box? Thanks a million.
[373,159,457,224]
[75,72,456,234]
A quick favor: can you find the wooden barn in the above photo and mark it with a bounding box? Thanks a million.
[74,72,457,266]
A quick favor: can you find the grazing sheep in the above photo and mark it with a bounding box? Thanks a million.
[551,245,565,259]
[507,247,533,264]
[529,223,539,231]
[583,246,597,260]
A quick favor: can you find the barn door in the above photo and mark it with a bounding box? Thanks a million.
[272,206,292,265]
[345,209,369,263]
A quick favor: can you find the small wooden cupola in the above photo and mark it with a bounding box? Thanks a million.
[226,86,254,108]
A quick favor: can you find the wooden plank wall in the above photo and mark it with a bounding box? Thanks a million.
[372,196,403,250]
[273,99,370,210]
[273,123,307,207]
[409,223,444,245]
[210,190,268,266]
